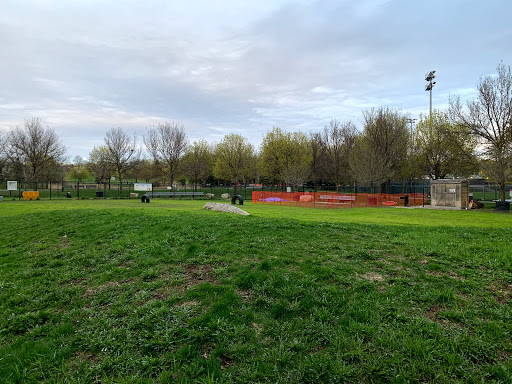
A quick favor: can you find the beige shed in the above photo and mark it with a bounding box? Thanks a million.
[430,179,469,208]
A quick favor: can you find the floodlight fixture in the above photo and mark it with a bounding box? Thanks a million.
[424,69,437,117]
[425,69,437,81]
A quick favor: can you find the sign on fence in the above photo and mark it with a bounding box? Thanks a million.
[7,181,17,191]
[134,183,152,192]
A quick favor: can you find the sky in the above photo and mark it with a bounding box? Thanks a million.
[1,0,511,159]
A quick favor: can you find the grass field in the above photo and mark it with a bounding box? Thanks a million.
[0,200,511,383]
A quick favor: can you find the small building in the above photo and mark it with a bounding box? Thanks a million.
[431,179,469,208]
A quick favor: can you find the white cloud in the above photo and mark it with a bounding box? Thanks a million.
[0,0,511,157]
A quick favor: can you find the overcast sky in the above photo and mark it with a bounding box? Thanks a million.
[1,0,511,159]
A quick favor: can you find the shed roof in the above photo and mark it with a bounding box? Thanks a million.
[431,179,468,184]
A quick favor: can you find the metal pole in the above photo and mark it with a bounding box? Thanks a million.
[430,87,432,117]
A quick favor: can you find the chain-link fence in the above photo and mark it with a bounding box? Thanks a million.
[0,181,265,201]
[0,180,509,203]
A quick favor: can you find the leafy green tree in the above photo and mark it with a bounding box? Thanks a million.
[180,139,214,188]
[213,134,255,191]
[259,127,311,189]
[69,165,89,181]
[128,158,158,183]
[414,110,478,179]
[88,145,113,183]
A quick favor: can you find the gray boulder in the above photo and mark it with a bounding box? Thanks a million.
[203,202,250,216]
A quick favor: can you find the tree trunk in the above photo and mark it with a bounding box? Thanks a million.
[500,180,506,202]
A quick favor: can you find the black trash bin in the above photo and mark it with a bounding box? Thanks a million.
[96,191,104,198]
[495,201,510,211]
[400,195,409,207]
[66,192,71,198]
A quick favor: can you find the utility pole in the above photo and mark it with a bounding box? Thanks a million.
[425,70,437,118]
[406,118,417,137]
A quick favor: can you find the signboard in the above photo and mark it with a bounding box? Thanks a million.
[449,188,456,193]
[7,181,17,191]
[134,183,152,192]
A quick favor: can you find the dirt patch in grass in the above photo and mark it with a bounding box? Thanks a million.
[175,300,199,308]
[181,264,218,289]
[61,234,70,248]
[68,351,101,370]
[427,271,465,281]
[426,304,441,321]
[488,281,512,303]
[153,284,174,301]
[220,355,234,370]
[252,322,263,335]
[237,289,251,301]
[358,272,385,282]
[425,305,465,329]
[83,279,134,297]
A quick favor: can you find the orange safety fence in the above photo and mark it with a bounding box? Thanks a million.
[252,191,426,208]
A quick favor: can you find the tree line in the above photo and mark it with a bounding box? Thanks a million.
[1,62,511,200]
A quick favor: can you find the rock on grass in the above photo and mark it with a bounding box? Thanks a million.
[203,202,250,216]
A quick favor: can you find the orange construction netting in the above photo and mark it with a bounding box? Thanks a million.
[252,191,426,208]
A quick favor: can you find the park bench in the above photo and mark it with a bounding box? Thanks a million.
[151,192,205,198]
[318,194,356,204]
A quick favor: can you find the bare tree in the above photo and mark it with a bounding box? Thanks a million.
[349,108,409,191]
[323,119,358,189]
[5,118,66,181]
[282,162,311,190]
[309,131,330,189]
[349,136,391,191]
[449,62,512,201]
[0,131,7,179]
[144,122,187,186]
[104,127,139,189]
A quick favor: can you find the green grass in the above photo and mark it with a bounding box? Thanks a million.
[1,200,511,383]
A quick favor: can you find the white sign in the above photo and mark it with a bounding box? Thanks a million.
[449,188,456,193]
[134,183,152,192]
[7,181,17,191]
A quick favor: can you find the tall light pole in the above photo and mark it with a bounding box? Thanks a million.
[425,69,436,118]
[406,118,417,137]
